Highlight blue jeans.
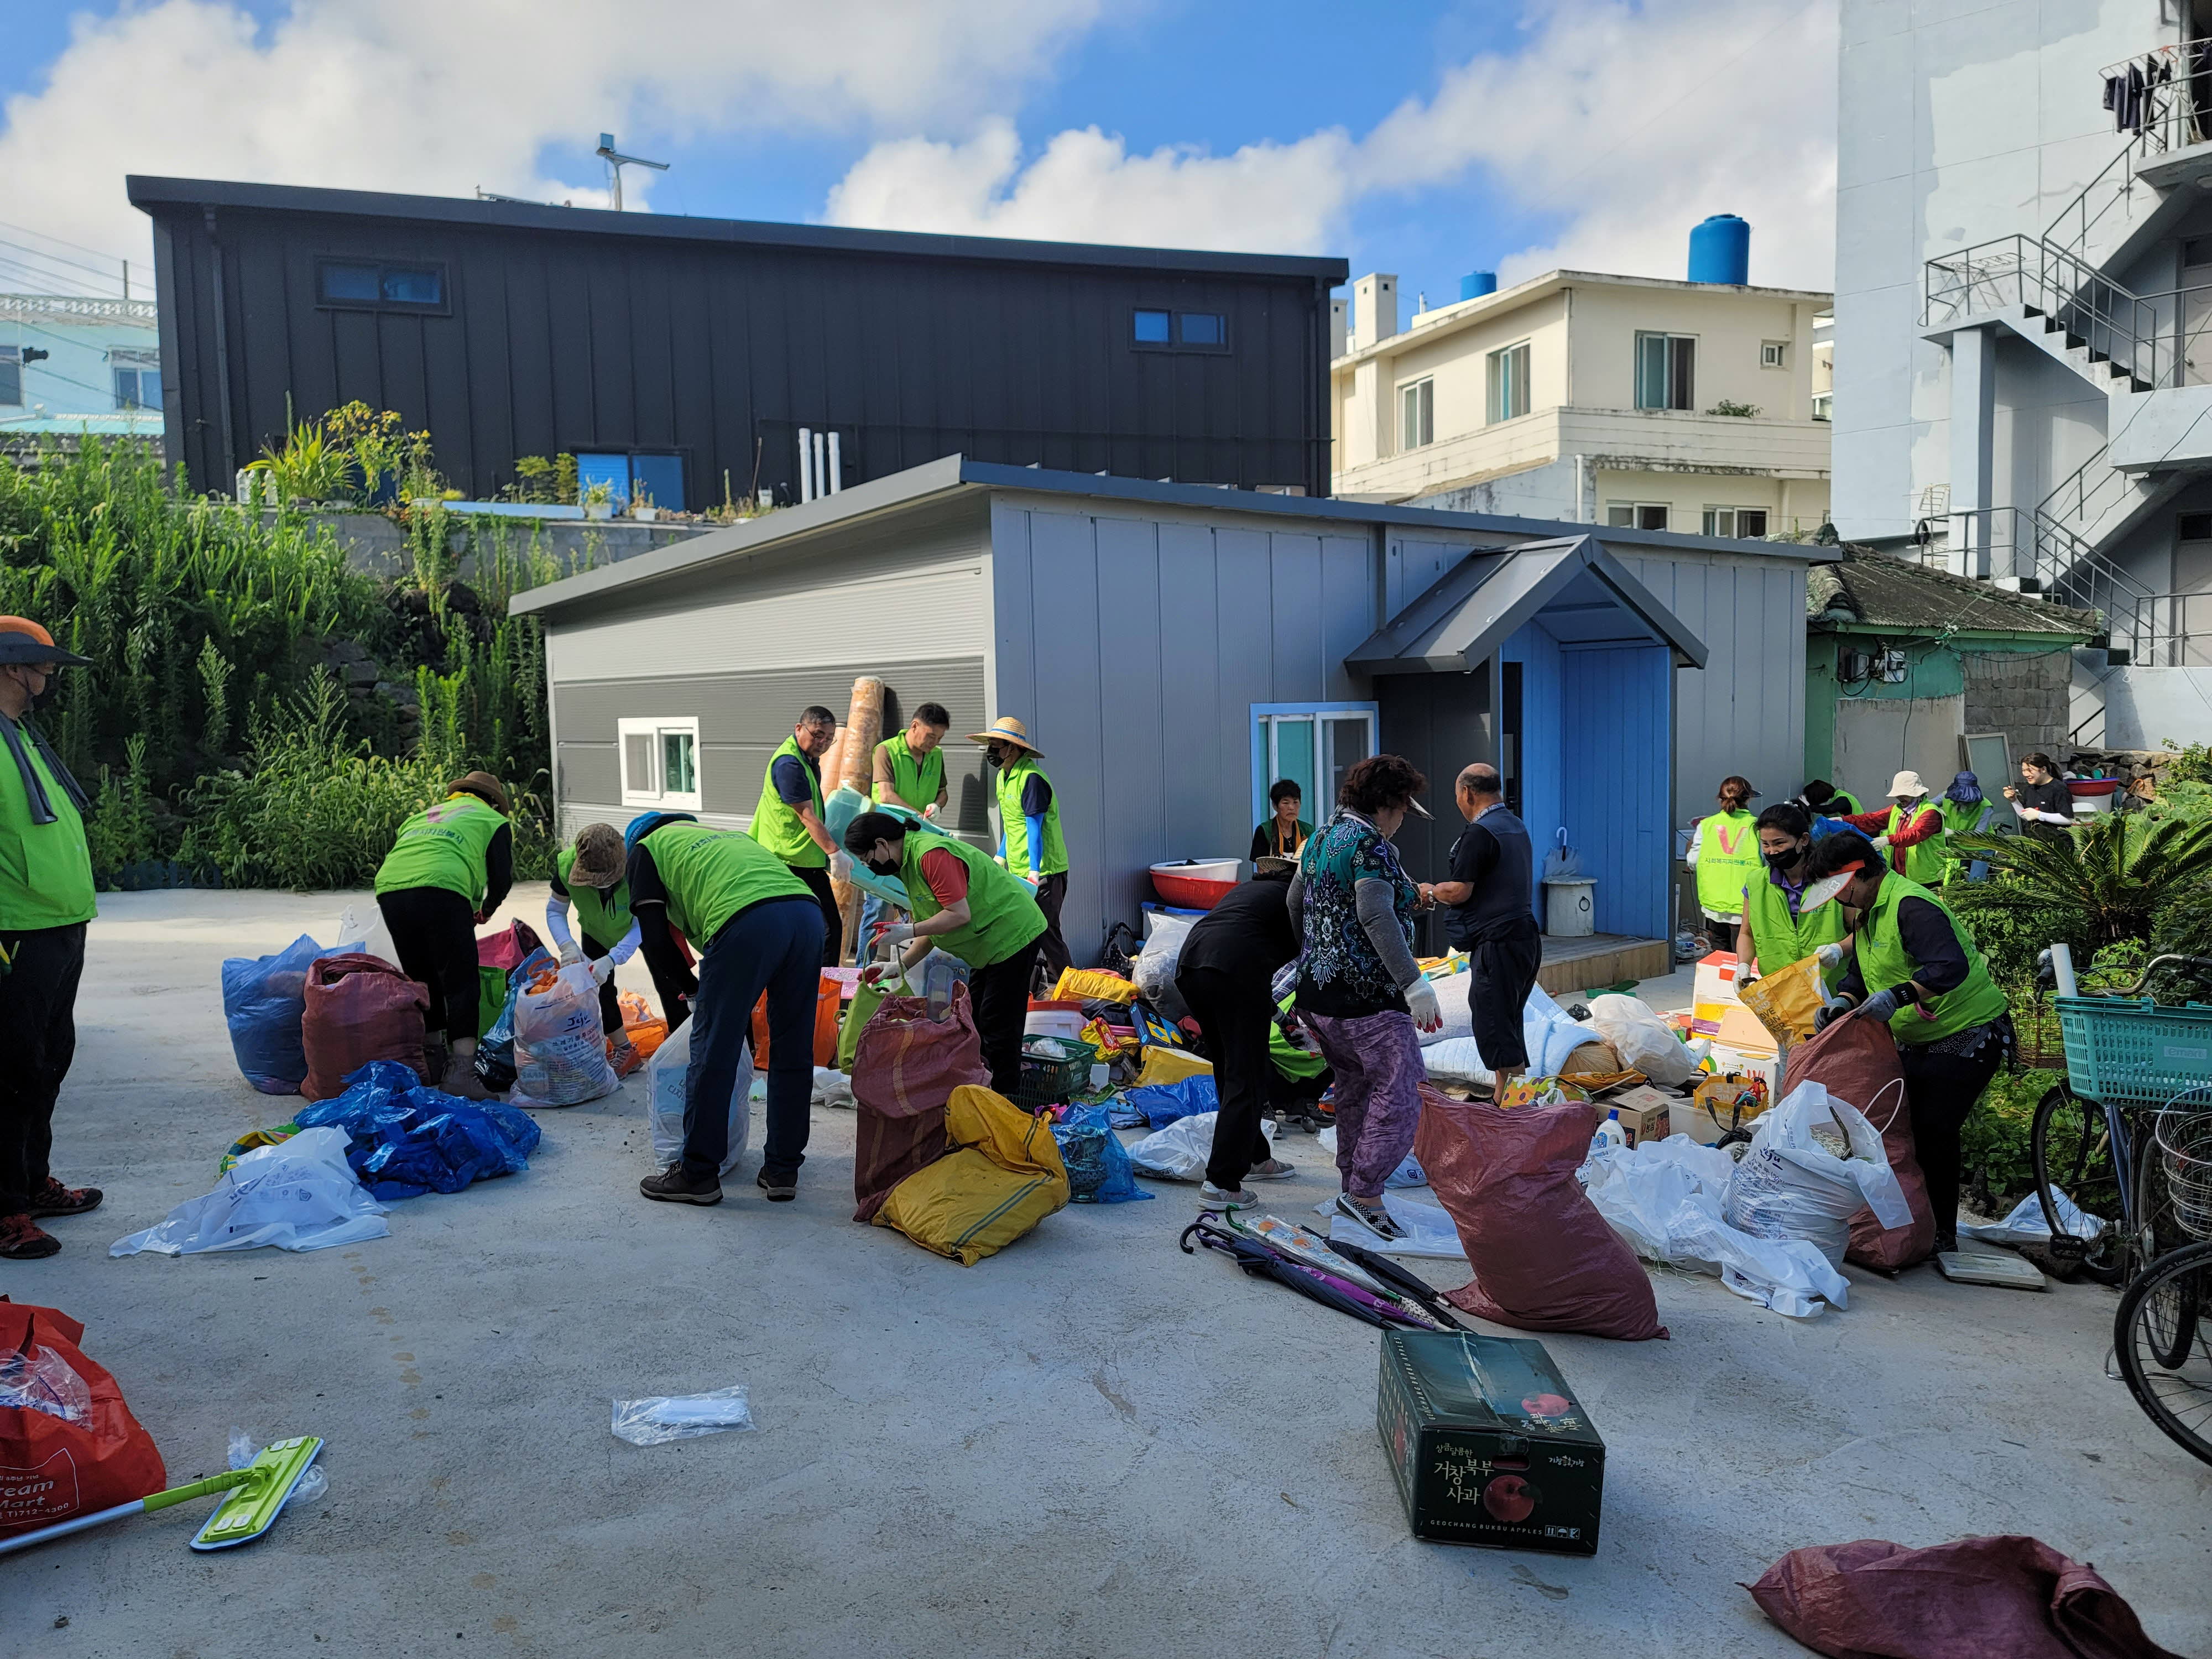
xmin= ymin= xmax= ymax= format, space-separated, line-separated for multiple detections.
xmin=682 ymin=896 xmax=826 ymax=1183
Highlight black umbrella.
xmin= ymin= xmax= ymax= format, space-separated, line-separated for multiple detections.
xmin=1180 ymin=1215 xmax=1400 ymax=1329
xmin=1322 ymin=1235 xmax=1469 ymax=1329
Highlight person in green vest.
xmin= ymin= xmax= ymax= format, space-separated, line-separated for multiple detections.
xmin=1735 ymin=803 xmax=1851 ymax=986
xmin=626 ymin=812 xmax=826 ymax=1206
xmin=1937 ymin=770 xmax=1995 ymax=885
xmin=843 ymin=808 xmax=1047 ymax=1095
xmin=872 ymin=702 xmax=951 ymax=818
xmin=374 ymin=770 xmax=514 ymax=1100
xmin=1799 ymin=779 xmax=1862 ymax=818
xmin=1834 ymin=769 xmax=1948 ymax=885
xmin=0 ymin=616 xmax=102 ymax=1260
xmin=1802 ymin=834 xmax=2014 ymax=1254
xmin=1686 ymin=775 xmax=1761 ymax=939
xmin=749 ymin=706 xmax=843 ymax=967
xmin=545 ymin=822 xmax=642 ymax=1063
xmin=968 ymin=714 xmax=1070 ymax=990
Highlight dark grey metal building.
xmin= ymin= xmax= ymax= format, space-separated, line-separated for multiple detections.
xmin=127 ymin=176 xmax=1346 ymax=505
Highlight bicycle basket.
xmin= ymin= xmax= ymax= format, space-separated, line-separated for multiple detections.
xmin=2055 ymin=995 xmax=2212 ymax=1107
xmin=2154 ymin=1088 xmax=2212 ymax=1244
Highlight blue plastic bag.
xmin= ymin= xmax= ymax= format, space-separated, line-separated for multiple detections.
xmin=293 ymin=1060 xmax=543 ymax=1200
xmin=1049 ymin=1105 xmax=1151 ymax=1204
xmin=1118 ymin=1075 xmax=1218 ymax=1129
xmin=476 ymin=947 xmax=554 ymax=1091
xmin=220 ymin=933 xmax=327 ymax=1094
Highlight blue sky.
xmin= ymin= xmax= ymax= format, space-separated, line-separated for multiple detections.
xmin=0 ymin=2 xmax=1838 ymax=307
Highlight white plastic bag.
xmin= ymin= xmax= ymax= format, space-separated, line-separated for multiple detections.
xmin=1133 ymin=910 xmax=1196 ymax=1011
xmin=509 ymin=962 xmax=619 ymax=1108
xmin=1585 ymin=993 xmax=1699 ymax=1086
xmin=1316 ymin=1126 xmax=1424 ymax=1188
xmin=333 ymin=903 xmax=399 ymax=972
xmin=1720 ymin=1081 xmax=1913 ymax=1266
xmin=610 ymin=1386 xmax=757 ymax=1446
xmin=645 ymin=1018 xmax=752 ymax=1175
xmin=1128 ymin=1110 xmax=1271 ymax=1182
xmin=109 ymin=1128 xmax=390 ymax=1256
xmin=1424 ymin=969 xmax=1474 ymax=1045
xmin=1316 ymin=1191 xmax=1467 ymax=1259
xmin=1960 ymin=1187 xmax=2107 ymax=1247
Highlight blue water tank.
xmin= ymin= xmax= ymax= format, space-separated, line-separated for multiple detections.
xmin=1459 ymin=271 xmax=1498 ymax=302
xmin=1687 ymin=215 xmax=1751 ymax=285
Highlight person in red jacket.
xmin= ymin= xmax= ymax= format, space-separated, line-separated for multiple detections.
xmin=1834 ymin=769 xmax=1947 ymax=882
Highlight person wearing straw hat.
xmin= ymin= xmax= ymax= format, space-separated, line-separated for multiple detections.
xmin=969 ymin=714 xmax=1071 ymax=990
xmin=1833 ymin=769 xmax=1949 ymax=885
xmin=0 ymin=617 xmax=102 ymax=1259
xmin=1800 ymin=833 xmax=2012 ymax=1254
xmin=545 ymin=822 xmax=644 ymax=1065
xmin=373 ymin=770 xmax=514 ymax=1101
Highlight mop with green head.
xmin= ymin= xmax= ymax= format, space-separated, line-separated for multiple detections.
xmin=0 ymin=1434 xmax=322 ymax=1557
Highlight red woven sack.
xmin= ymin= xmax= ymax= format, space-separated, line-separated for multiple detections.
xmin=301 ymin=952 xmax=431 ymax=1100
xmin=1782 ymin=1012 xmax=1934 ymax=1272
xmin=476 ymin=919 xmax=544 ymax=974
xmin=851 ymin=981 xmax=990 ymax=1222
xmin=0 ymin=1301 xmax=166 ymax=1539
xmin=1415 ymin=1084 xmax=1668 ymax=1340
xmin=1749 ymin=1535 xmax=2187 ymax=1659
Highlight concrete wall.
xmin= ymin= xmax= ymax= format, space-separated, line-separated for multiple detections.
xmin=1963 ymin=645 xmax=2076 ymax=759
xmin=2078 ymin=656 xmax=2212 ymax=747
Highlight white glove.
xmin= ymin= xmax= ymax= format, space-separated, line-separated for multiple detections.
xmin=921 ymin=802 xmax=940 ymax=820
xmin=557 ymin=941 xmax=583 ymax=966
xmin=828 ymin=849 xmax=854 ymax=882
xmin=1814 ymin=942 xmax=1845 ymax=969
xmin=589 ymin=956 xmax=615 ymax=987
xmin=1870 ymin=834 xmax=1891 ymax=852
xmin=875 ymin=922 xmax=916 ymax=957
xmin=1405 ymin=978 xmax=1442 ymax=1034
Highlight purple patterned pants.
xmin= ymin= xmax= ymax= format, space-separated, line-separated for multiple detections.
xmin=1305 ymin=1007 xmax=1425 ymax=1199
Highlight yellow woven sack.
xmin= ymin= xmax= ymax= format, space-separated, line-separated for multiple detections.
xmin=873 ymin=1085 xmax=1071 ymax=1265
xmin=1738 ymin=954 xmax=1825 ymax=1046
xmin=1136 ymin=1045 xmax=1213 ymax=1086
xmin=1053 ymin=967 xmax=1138 ymax=1005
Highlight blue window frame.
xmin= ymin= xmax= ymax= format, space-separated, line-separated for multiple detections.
xmin=1135 ymin=308 xmax=1232 ymax=354
xmin=1181 ymin=312 xmax=1225 ymax=346
xmin=1250 ymin=702 xmax=1378 ymax=831
xmin=575 ymin=451 xmax=686 ymax=511
xmin=317 ymin=258 xmax=447 ymax=312
xmin=1133 ymin=309 xmax=1171 ymax=345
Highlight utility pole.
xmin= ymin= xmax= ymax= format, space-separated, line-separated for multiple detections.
xmin=594 ymin=133 xmax=669 ymax=212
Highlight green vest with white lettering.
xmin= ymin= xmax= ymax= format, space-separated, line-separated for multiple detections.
xmin=900 ymin=833 xmax=1045 ymax=969
xmin=750 ymin=736 xmax=826 ymax=868
xmin=374 ymin=792 xmax=506 ymax=905
xmin=1854 ymin=874 xmax=2007 ymax=1046
xmin=645 ymin=821 xmax=812 ymax=947
xmin=556 ymin=845 xmax=633 ymax=948
xmin=1693 ymin=809 xmax=1759 ymax=917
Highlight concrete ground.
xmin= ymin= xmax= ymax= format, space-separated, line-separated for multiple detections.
xmin=9 ymin=889 xmax=2210 ymax=1658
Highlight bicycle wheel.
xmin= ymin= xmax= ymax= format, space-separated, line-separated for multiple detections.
xmin=2031 ymin=1082 xmax=2126 ymax=1284
xmin=2114 ymin=1240 xmax=2212 ymax=1466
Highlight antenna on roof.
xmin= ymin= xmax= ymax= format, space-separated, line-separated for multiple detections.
xmin=475 ymin=187 xmax=543 ymax=205
xmin=594 ymin=133 xmax=669 ymax=212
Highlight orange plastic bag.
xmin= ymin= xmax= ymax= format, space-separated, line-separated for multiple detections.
xmin=617 ymin=990 xmax=669 ymax=1063
xmin=751 ymin=972 xmax=842 ymax=1068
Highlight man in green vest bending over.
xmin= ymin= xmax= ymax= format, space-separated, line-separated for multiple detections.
xmin=628 ymin=813 xmax=826 ymax=1206
xmin=843 ymin=808 xmax=1047 ymax=1095
xmin=1802 ymin=834 xmax=2013 ymax=1255
xmin=970 ymin=715 xmax=1070 ymax=990
xmin=0 ymin=617 xmax=102 ymax=1259
xmin=750 ymin=706 xmax=843 ymax=966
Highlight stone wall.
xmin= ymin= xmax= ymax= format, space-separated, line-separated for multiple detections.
xmin=1963 ymin=647 xmax=2072 ymax=763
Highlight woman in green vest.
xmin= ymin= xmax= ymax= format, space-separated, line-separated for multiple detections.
xmin=1833 ymin=769 xmax=1948 ymax=885
xmin=374 ymin=771 xmax=513 ymax=1100
xmin=0 ymin=615 xmax=102 ymax=1260
xmin=626 ymin=812 xmax=826 ymax=1207
xmin=545 ymin=822 xmax=642 ymax=1057
xmin=843 ymin=808 xmax=1048 ymax=1095
xmin=1735 ymin=804 xmax=1851 ymax=984
xmin=1937 ymin=770 xmax=1995 ymax=885
xmin=969 ymin=714 xmax=1070 ymax=990
xmin=1802 ymin=834 xmax=2014 ymax=1253
xmin=749 ymin=706 xmax=843 ymax=966
xmin=1687 ymin=775 xmax=1761 ymax=937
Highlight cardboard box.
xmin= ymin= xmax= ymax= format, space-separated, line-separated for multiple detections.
xmin=1376 ymin=1331 xmax=1605 ymax=1555
xmin=1688 ymin=952 xmax=1781 ymax=1054
xmin=1603 ymin=1086 xmax=1672 ymax=1147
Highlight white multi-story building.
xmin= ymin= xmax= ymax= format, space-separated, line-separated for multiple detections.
xmin=1834 ymin=0 xmax=2212 ymax=746
xmin=1329 ymin=257 xmax=1833 ymax=538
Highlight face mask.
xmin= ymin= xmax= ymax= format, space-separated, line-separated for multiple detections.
xmin=28 ymin=682 xmax=60 ymax=714
xmin=865 ymin=855 xmax=900 ymax=878
xmin=1762 ymin=841 xmax=1807 ymax=872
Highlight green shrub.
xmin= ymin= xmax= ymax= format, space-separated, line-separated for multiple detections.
xmin=1960 ymin=1066 xmax=2072 ymax=1217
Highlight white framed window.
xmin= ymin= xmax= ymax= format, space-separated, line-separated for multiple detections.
xmin=1486 ymin=341 xmax=1531 ymax=422
xmin=618 ymin=716 xmax=702 ymax=811
xmin=1606 ymin=502 xmax=1671 ymax=531
xmin=1251 ymin=703 xmax=1378 ymax=830
xmin=1760 ymin=340 xmax=1788 ymax=369
xmin=1702 ymin=506 xmax=1770 ymax=538
xmin=1399 ymin=377 xmax=1434 ymax=450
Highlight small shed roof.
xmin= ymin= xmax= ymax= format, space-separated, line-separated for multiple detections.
xmin=1345 ymin=534 xmax=1708 ymax=671
xmin=1807 ymin=548 xmax=2102 ymax=639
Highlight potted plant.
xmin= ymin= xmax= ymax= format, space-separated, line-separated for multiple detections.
xmin=581 ymin=479 xmax=615 ymax=521
xmin=630 ymin=482 xmax=658 ymax=523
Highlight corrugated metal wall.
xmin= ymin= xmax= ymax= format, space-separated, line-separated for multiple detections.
xmin=989 ymin=496 xmax=1379 ymax=954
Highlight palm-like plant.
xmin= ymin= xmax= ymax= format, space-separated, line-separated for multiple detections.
xmin=1954 ymin=812 xmax=2212 ymax=948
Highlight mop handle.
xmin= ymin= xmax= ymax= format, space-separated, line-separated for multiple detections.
xmin=0 ymin=1470 xmax=248 ymax=1557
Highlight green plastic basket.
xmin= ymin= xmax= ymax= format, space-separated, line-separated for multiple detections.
xmin=1014 ymin=1034 xmax=1098 ymax=1109
xmin=2055 ymin=995 xmax=2212 ymax=1106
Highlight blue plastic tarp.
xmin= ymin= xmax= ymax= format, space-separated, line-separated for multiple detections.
xmin=1118 ymin=1075 xmax=1218 ymax=1129
xmin=293 ymin=1061 xmax=543 ymax=1200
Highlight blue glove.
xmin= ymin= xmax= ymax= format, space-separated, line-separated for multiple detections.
xmin=1858 ymin=986 xmax=1908 ymax=1024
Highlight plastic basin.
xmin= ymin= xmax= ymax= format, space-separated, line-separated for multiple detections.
xmin=1150 ymin=858 xmax=1240 ymax=910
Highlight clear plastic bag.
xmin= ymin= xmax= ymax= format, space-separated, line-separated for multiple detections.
xmin=0 ymin=1344 xmax=93 ymax=1425
xmin=509 ymin=962 xmax=620 ymax=1108
xmin=1131 ymin=910 xmax=1195 ymax=1012
xmin=1128 ymin=1111 xmax=1272 ymax=1182
xmin=1584 ymin=993 xmax=1700 ymax=1087
xmin=610 ymin=1386 xmax=757 ymax=1446
xmin=333 ymin=903 xmax=398 ymax=971
xmin=109 ymin=1127 xmax=392 ymax=1256
xmin=645 ymin=1019 xmax=752 ymax=1174
xmin=1720 ymin=1082 xmax=1913 ymax=1267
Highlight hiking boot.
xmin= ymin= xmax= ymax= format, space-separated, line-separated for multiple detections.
xmin=1246 ymin=1158 xmax=1297 ymax=1182
xmin=28 ymin=1178 xmax=103 ymax=1218
xmin=439 ymin=1052 xmax=493 ymax=1102
xmin=756 ymin=1169 xmax=797 ymax=1203
xmin=1334 ymin=1192 xmax=1404 ymax=1240
xmin=0 ymin=1214 xmax=60 ymax=1259
xmin=640 ymin=1165 xmax=723 ymax=1206
xmin=1199 ymin=1181 xmax=1259 ymax=1207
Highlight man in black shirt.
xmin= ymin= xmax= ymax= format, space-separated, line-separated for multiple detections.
xmin=1175 ymin=858 xmax=1302 ymax=1206
xmin=1424 ymin=764 xmax=1541 ymax=1083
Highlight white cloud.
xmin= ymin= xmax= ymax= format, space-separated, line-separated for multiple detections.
xmin=0 ymin=0 xmax=1103 ymax=272
xmin=825 ymin=0 xmax=1840 ymax=289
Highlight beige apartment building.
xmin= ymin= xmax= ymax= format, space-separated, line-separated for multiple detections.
xmin=1331 ymin=269 xmax=1834 ymax=538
